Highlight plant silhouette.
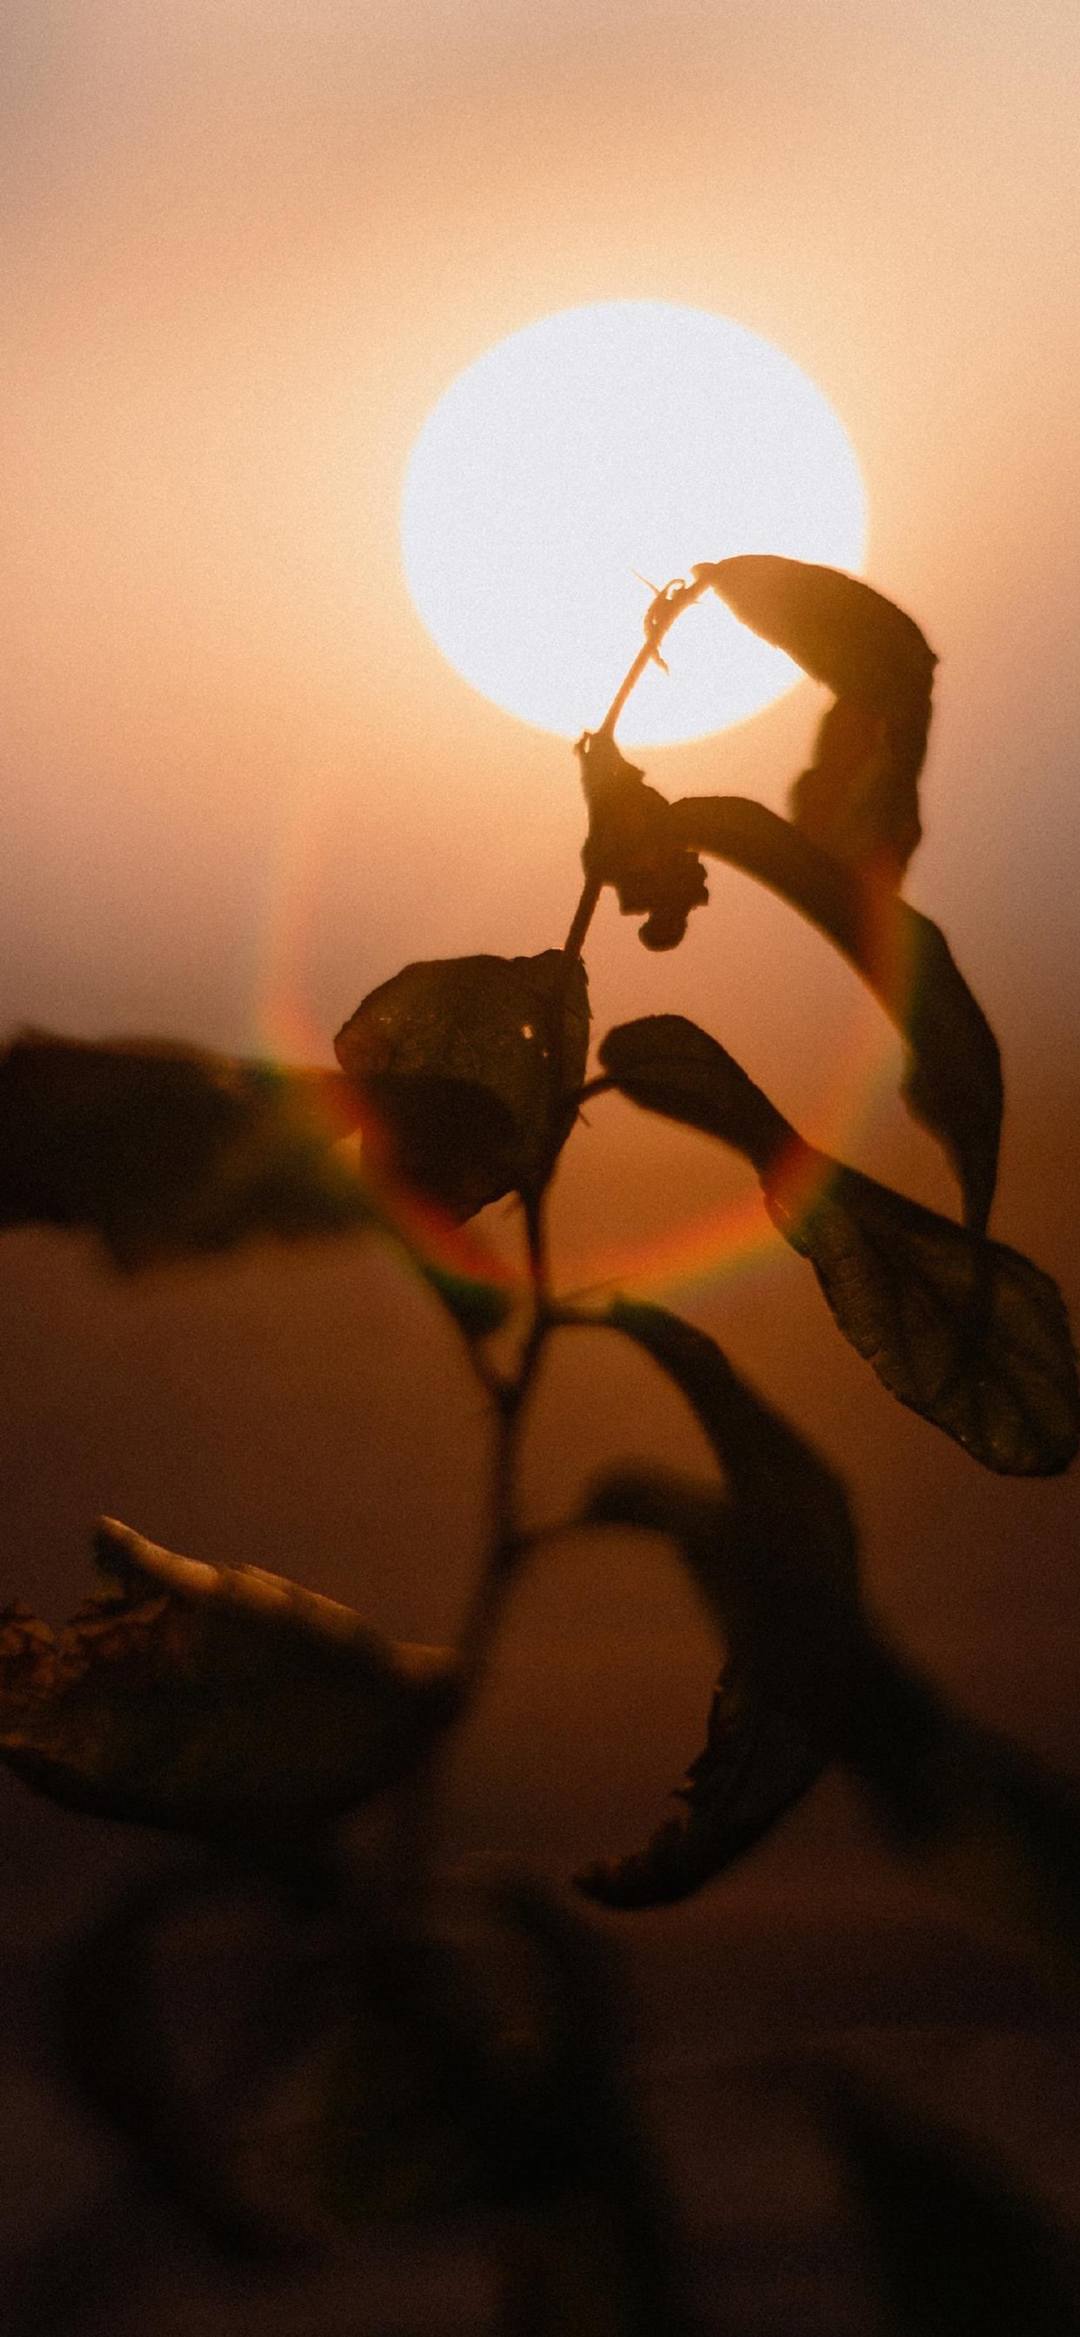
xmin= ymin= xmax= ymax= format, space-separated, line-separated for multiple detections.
xmin=2 ymin=556 xmax=1079 ymax=2331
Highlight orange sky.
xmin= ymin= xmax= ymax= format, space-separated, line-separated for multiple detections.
xmin=2 ymin=0 xmax=1079 ymax=1869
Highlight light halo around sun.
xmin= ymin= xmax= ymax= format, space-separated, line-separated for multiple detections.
xmin=400 ymin=301 xmax=867 ymax=748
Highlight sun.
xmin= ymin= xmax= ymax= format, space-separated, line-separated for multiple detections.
xmin=400 ymin=302 xmax=867 ymax=748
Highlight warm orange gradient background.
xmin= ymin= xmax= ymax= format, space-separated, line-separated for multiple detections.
xmin=2 ymin=8 xmax=1080 ymax=2324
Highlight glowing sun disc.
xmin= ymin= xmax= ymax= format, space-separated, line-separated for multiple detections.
xmin=401 ymin=301 xmax=867 ymax=746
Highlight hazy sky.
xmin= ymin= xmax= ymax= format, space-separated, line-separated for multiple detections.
xmin=3 ymin=7 xmax=1080 ymax=2328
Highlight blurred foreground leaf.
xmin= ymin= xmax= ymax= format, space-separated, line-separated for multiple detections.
xmin=0 ymin=1030 xmax=369 ymax=1266
xmin=696 ymin=555 xmax=936 ymax=877
xmin=0 ymin=1518 xmax=461 ymax=1834
xmin=669 ymin=795 xmax=1001 ymax=1230
xmin=829 ymin=2073 xmax=1080 ymax=2336
xmin=335 ymin=951 xmax=589 ymax=1217
xmin=598 ymin=1015 xmax=1078 ymax=1473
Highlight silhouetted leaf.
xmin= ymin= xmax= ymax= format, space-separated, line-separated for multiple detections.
xmin=0 ymin=1518 xmax=461 ymax=1834
xmin=335 ymin=952 xmax=589 ymax=1217
xmin=598 ymin=1015 xmax=1078 ymax=1472
xmin=0 ymin=1030 xmax=369 ymax=1266
xmin=830 ymin=2073 xmax=1080 ymax=2336
xmin=576 ymin=730 xmax=708 ymax=951
xmin=669 ymin=795 xmax=1001 ymax=1230
xmin=788 ymin=690 xmax=931 ymax=880
xmin=597 ymin=1015 xmax=788 ymax=1170
xmin=576 ymin=1661 xmax=820 ymax=1910
xmin=557 ymin=1302 xmax=857 ymax=1903
xmin=694 ymin=556 xmax=936 ymax=877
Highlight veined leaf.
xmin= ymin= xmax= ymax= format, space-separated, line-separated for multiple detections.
xmin=669 ymin=795 xmax=1001 ymax=1231
xmin=576 ymin=729 xmax=708 ymax=951
xmin=597 ymin=1015 xmax=1078 ymax=1473
xmin=334 ymin=951 xmax=589 ymax=1218
xmin=694 ymin=556 xmax=936 ymax=879
xmin=0 ymin=1030 xmax=370 ymax=1266
xmin=0 ymin=1518 xmax=461 ymax=1834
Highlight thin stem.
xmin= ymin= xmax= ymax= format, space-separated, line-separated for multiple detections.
xmin=598 ymin=573 xmax=708 ymax=739
xmin=456 ymin=1191 xmax=552 ymax=1688
xmin=563 ymin=872 xmax=601 ymax=961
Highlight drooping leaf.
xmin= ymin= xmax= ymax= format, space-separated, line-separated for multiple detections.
xmin=334 ymin=952 xmax=589 ymax=1217
xmin=0 ymin=1030 xmax=370 ymax=1267
xmin=694 ymin=556 xmax=936 ymax=879
xmin=597 ymin=1015 xmax=1078 ymax=1473
xmin=575 ymin=1659 xmax=821 ymax=1910
xmin=575 ymin=730 xmax=708 ymax=951
xmin=788 ymin=691 xmax=930 ymax=880
xmin=829 ymin=2074 xmax=1080 ymax=2337
xmin=320 ymin=1872 xmax=693 ymax=2331
xmin=555 ymin=1302 xmax=858 ymax=1903
xmin=0 ymin=1518 xmax=461 ymax=1834
xmin=669 ymin=794 xmax=1001 ymax=1231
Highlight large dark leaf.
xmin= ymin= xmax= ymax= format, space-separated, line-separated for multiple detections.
xmin=0 ymin=1518 xmax=461 ymax=1835
xmin=334 ymin=952 xmax=589 ymax=1218
xmin=669 ymin=795 xmax=1001 ymax=1232
xmin=597 ymin=1015 xmax=1078 ymax=1473
xmin=576 ymin=1458 xmax=1080 ymax=1966
xmin=0 ymin=1030 xmax=369 ymax=1266
xmin=694 ymin=556 xmax=936 ymax=878
xmin=575 ymin=730 xmax=708 ymax=952
xmin=557 ymin=1301 xmax=857 ymax=1905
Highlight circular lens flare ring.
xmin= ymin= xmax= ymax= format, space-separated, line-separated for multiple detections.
xmin=401 ymin=301 xmax=867 ymax=745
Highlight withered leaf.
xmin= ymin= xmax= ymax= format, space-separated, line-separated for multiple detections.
xmin=0 ymin=1518 xmax=461 ymax=1834
xmin=669 ymin=795 xmax=1001 ymax=1231
xmin=334 ymin=952 xmax=589 ymax=1217
xmin=0 ymin=1030 xmax=369 ymax=1267
xmin=694 ymin=556 xmax=936 ymax=879
xmin=598 ymin=1015 xmax=1078 ymax=1473
xmin=576 ymin=730 xmax=708 ymax=951
xmin=576 ymin=1659 xmax=821 ymax=1911
xmin=557 ymin=1302 xmax=856 ymax=1905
